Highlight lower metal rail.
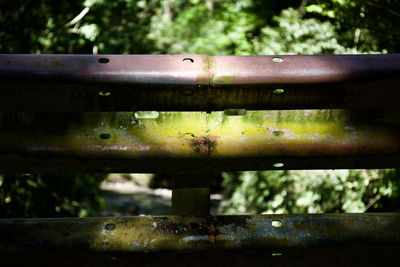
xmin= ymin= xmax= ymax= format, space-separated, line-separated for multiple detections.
xmin=1 ymin=214 xmax=399 ymax=252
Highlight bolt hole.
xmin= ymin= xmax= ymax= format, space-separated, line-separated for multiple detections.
xmin=272 ymin=57 xmax=283 ymax=63
xmin=99 ymin=90 xmax=111 ymax=96
xmin=224 ymin=109 xmax=247 ymax=116
xmin=272 ymin=253 xmax=282 ymax=256
xmin=99 ymin=133 xmax=111 ymax=140
xmin=105 ymin=223 xmax=116 ymax=230
xmin=98 ymin=58 xmax=110 ymax=64
xmin=134 ymin=111 xmax=159 ymax=119
xmin=273 ymin=130 xmax=284 ymax=137
xmin=272 ymin=220 xmax=282 ymax=227
xmin=273 ymin=89 xmax=285 ymax=95
xmin=183 ymin=58 xmax=194 ymax=63
xmin=273 ymin=162 xmax=284 ymax=168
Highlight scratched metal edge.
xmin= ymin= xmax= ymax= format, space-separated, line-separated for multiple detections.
xmin=0 ymin=214 xmax=399 ymax=252
xmin=1 ymin=54 xmax=400 ymax=111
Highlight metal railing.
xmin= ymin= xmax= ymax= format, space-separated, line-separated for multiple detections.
xmin=0 ymin=54 xmax=399 ymax=263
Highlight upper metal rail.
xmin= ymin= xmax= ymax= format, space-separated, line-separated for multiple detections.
xmin=1 ymin=54 xmax=400 ymax=111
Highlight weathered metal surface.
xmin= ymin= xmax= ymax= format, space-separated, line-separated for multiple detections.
xmin=0 ymin=110 xmax=399 ymax=172
xmin=211 ymin=55 xmax=400 ymax=84
xmin=0 ymin=54 xmax=210 ymax=84
xmin=1 ymin=54 xmax=400 ymax=111
xmin=0 ymin=214 xmax=399 ymax=252
xmin=214 ymin=214 xmax=400 ymax=248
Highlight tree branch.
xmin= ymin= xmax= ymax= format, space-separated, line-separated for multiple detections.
xmin=364 ymin=195 xmax=380 ymax=212
xmin=297 ymin=0 xmax=308 ymax=17
xmin=366 ymin=1 xmax=400 ymax=18
xmin=65 ymin=7 xmax=90 ymax=27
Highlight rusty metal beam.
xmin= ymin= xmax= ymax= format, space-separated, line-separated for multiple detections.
xmin=1 ymin=54 xmax=400 ymax=111
xmin=0 ymin=214 xmax=399 ymax=252
xmin=0 ymin=110 xmax=399 ymax=172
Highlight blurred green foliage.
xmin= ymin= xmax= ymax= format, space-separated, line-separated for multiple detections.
xmin=1 ymin=0 xmax=399 ymax=55
xmin=0 ymin=174 xmax=106 ymax=218
xmin=1 ymin=0 xmax=400 ymax=216
xmin=221 ymin=169 xmax=400 ymax=214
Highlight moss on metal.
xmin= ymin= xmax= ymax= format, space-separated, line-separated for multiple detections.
xmin=0 ymin=109 xmax=398 ymax=172
xmin=0 ymin=110 xmax=397 ymax=157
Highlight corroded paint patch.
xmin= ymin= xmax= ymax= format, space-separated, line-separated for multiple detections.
xmin=191 ymin=136 xmax=219 ymax=155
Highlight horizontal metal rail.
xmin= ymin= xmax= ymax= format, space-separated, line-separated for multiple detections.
xmin=0 ymin=110 xmax=399 ymax=172
xmin=1 ymin=214 xmax=399 ymax=252
xmin=0 ymin=54 xmax=400 ymax=111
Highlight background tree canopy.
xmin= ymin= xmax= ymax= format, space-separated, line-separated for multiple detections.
xmin=1 ymin=0 xmax=399 ymax=217
xmin=1 ymin=0 xmax=399 ymax=55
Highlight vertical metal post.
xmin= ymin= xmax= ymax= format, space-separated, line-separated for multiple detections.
xmin=171 ymin=173 xmax=210 ymax=215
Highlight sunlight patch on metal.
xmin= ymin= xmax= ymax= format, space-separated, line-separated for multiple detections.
xmin=1 ymin=54 xmax=400 ymax=111
xmin=0 ymin=110 xmax=399 ymax=172
xmin=0 ymin=214 xmax=399 ymax=252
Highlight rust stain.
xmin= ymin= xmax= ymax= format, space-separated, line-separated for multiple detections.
xmin=191 ymin=136 xmax=219 ymax=155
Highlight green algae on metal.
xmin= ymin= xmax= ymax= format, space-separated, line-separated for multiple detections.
xmin=0 ymin=110 xmax=399 ymax=171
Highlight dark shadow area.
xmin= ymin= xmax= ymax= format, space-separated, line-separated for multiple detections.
xmin=1 ymin=244 xmax=400 ymax=267
xmin=0 ymin=173 xmax=105 ymax=218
